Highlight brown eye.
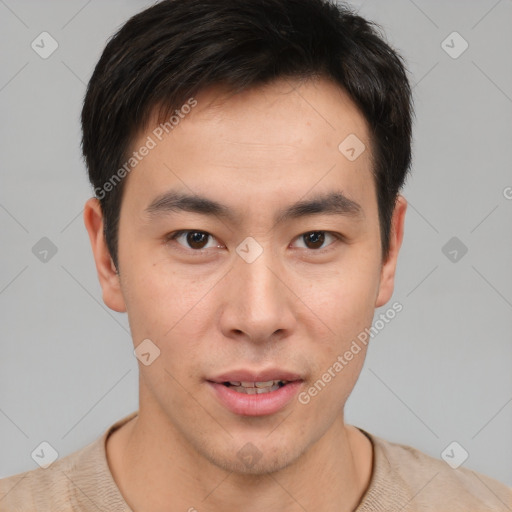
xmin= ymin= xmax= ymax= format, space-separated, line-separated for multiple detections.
xmin=168 ymin=230 xmax=218 ymax=251
xmin=303 ymin=231 xmax=326 ymax=249
xmin=292 ymin=231 xmax=340 ymax=252
xmin=186 ymin=231 xmax=209 ymax=249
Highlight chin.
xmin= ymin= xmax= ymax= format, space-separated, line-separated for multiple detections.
xmin=199 ymin=437 xmax=307 ymax=476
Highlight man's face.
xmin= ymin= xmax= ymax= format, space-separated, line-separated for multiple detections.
xmin=96 ymin=77 xmax=402 ymax=474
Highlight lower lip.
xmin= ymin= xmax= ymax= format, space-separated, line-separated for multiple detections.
xmin=207 ymin=381 xmax=302 ymax=416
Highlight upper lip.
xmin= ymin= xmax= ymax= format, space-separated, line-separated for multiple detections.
xmin=208 ymin=369 xmax=303 ymax=383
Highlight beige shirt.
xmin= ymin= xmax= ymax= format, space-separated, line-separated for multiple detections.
xmin=1 ymin=411 xmax=510 ymax=511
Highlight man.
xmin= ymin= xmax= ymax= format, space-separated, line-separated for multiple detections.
xmin=1 ymin=0 xmax=510 ymax=510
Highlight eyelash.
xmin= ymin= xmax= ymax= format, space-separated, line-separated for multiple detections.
xmin=165 ymin=230 xmax=344 ymax=255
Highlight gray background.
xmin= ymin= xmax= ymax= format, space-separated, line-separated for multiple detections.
xmin=1 ymin=0 xmax=511 ymax=488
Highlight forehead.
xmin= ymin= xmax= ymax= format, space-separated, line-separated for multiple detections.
xmin=165 ymin=77 xmax=370 ymax=155
xmin=122 ymin=77 xmax=375 ymax=219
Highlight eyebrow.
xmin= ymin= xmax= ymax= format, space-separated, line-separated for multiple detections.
xmin=144 ymin=189 xmax=363 ymax=225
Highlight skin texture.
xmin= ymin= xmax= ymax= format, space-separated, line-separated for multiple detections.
xmin=84 ymin=76 xmax=407 ymax=512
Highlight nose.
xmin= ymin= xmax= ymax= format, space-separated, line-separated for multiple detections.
xmin=218 ymin=243 xmax=297 ymax=344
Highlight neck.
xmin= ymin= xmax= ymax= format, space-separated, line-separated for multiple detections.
xmin=106 ymin=407 xmax=373 ymax=512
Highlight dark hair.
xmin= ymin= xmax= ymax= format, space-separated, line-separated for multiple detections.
xmin=81 ymin=0 xmax=413 ymax=269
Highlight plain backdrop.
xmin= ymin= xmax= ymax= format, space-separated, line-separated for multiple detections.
xmin=1 ymin=0 xmax=511 ymax=486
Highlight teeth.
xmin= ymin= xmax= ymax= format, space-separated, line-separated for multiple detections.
xmin=254 ymin=380 xmax=276 ymax=388
xmin=228 ymin=380 xmax=286 ymax=388
xmin=222 ymin=380 xmax=289 ymax=393
xmin=230 ymin=383 xmax=281 ymax=394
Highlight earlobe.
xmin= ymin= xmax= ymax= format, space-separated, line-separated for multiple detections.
xmin=83 ymin=197 xmax=127 ymax=313
xmin=375 ymin=195 xmax=407 ymax=308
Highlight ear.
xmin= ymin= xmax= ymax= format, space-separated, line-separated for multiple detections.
xmin=375 ymin=195 xmax=407 ymax=308
xmin=83 ymin=197 xmax=127 ymax=313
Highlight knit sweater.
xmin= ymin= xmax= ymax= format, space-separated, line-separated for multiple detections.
xmin=0 ymin=411 xmax=510 ymax=511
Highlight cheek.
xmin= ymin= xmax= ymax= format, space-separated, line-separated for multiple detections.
xmin=303 ymin=257 xmax=380 ymax=338
xmin=121 ymin=258 xmax=218 ymax=355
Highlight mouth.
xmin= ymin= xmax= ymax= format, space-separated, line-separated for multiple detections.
xmin=207 ymin=371 xmax=303 ymax=416
xmin=221 ymin=380 xmax=288 ymax=394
